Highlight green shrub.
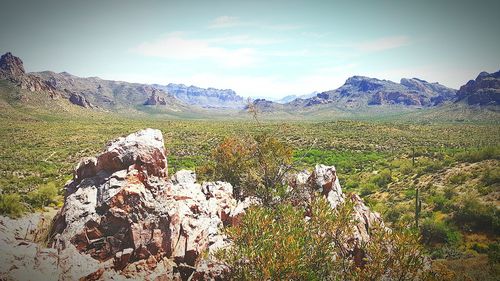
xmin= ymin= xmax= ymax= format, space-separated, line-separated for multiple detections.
xmin=429 ymin=245 xmax=464 ymax=260
xmin=390 ymin=158 xmax=413 ymax=175
xmin=360 ymin=182 xmax=377 ymax=197
xmin=471 ymin=243 xmax=489 ymax=254
xmin=27 ymin=182 xmax=59 ymax=209
xmin=455 ymin=146 xmax=500 ymax=163
xmin=452 ymin=197 xmax=500 ymax=234
xmin=481 ymin=167 xmax=500 ymax=187
xmin=370 ymin=169 xmax=392 ymax=188
xmin=417 ymin=158 xmax=445 ymax=173
xmin=218 ymin=197 xmax=429 ymax=280
xmin=428 ymin=194 xmax=452 ymax=212
xmin=0 ymin=193 xmax=26 ymax=218
xmin=421 ymin=219 xmax=461 ymax=245
xmin=487 ymin=242 xmax=500 ymax=264
xmin=200 ymin=133 xmax=292 ymax=204
xmin=448 ymin=173 xmax=469 ymax=185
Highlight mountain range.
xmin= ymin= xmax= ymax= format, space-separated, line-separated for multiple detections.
xmin=153 ymin=83 xmax=246 ymax=109
xmin=0 ymin=52 xmax=498 ymax=120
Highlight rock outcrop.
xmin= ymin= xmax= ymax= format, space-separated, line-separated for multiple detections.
xmin=289 ymin=164 xmax=383 ymax=242
xmin=0 ymin=52 xmax=57 ymax=96
xmin=456 ymin=70 xmax=500 ymax=106
xmin=50 ymin=128 xmax=234 ymax=279
xmin=69 ymin=92 xmax=95 ymax=108
xmin=144 ymin=90 xmax=167 ymax=105
xmin=155 ymin=83 xmax=245 ymax=109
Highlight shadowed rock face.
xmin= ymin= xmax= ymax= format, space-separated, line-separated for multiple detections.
xmin=69 ymin=93 xmax=95 ymax=108
xmin=157 ymin=83 xmax=245 ymax=109
xmin=0 ymin=52 xmax=57 ymax=96
xmin=456 ymin=70 xmax=500 ymax=105
xmin=0 ymin=52 xmax=25 ymax=77
xmin=144 ymin=90 xmax=167 ymax=105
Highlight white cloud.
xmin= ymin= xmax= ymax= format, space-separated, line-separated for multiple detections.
xmin=208 ymin=16 xmax=302 ymax=31
xmin=210 ymin=35 xmax=284 ymax=45
xmin=133 ymin=33 xmax=260 ymax=67
xmin=316 ymin=36 xmax=412 ymax=57
xmin=208 ymin=16 xmax=240 ymax=28
xmin=356 ymin=36 xmax=411 ymax=52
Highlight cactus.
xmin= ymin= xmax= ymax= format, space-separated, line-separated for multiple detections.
xmin=415 ymin=187 xmax=422 ymax=228
xmin=412 ymin=146 xmax=416 ymax=166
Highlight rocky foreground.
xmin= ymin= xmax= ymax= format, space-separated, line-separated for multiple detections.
xmin=0 ymin=129 xmax=381 ymax=280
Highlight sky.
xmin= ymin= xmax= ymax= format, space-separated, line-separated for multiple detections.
xmin=0 ymin=0 xmax=499 ymax=99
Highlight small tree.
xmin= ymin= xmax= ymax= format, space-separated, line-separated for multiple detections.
xmin=200 ymin=133 xmax=292 ymax=204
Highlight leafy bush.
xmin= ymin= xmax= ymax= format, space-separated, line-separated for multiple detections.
xmin=0 ymin=193 xmax=26 ymax=218
xmin=448 ymin=172 xmax=469 ymax=185
xmin=455 ymin=146 xmax=500 ymax=163
xmin=218 ymin=197 xmax=430 ymax=280
xmin=417 ymin=158 xmax=445 ymax=173
xmin=370 ymin=169 xmax=392 ymax=188
xmin=487 ymin=242 xmax=500 ymax=264
xmin=359 ymin=182 xmax=378 ymax=197
xmin=428 ymin=194 xmax=452 ymax=212
xmin=429 ymin=245 xmax=464 ymax=260
xmin=200 ymin=134 xmax=292 ymax=204
xmin=481 ymin=166 xmax=500 ymax=187
xmin=390 ymin=158 xmax=413 ymax=175
xmin=421 ymin=219 xmax=461 ymax=245
xmin=452 ymin=197 xmax=500 ymax=234
xmin=26 ymin=182 xmax=59 ymax=209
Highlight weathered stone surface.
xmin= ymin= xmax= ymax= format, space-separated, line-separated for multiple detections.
xmin=0 ymin=52 xmax=58 ymax=97
xmin=144 ymin=90 xmax=168 ymax=105
xmin=289 ymin=164 xmax=383 ymax=243
xmin=69 ymin=92 xmax=95 ymax=108
xmin=49 ymin=129 xmax=233 ymax=279
xmin=96 ymin=128 xmax=168 ymax=177
xmin=0 ymin=215 xmax=102 ymax=281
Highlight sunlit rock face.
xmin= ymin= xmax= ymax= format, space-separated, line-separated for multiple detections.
xmin=50 ymin=128 xmax=234 ymax=279
xmin=289 ymin=164 xmax=383 ymax=243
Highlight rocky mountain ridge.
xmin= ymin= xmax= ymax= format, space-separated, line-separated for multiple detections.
xmin=0 ymin=52 xmax=57 ymax=98
xmin=456 ymin=70 xmax=500 ymax=105
xmin=153 ymin=83 xmax=245 ymax=109
xmin=253 ymin=75 xmax=458 ymax=112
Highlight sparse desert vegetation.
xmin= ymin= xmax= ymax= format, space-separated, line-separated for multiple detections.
xmin=0 ymin=110 xmax=498 ymax=279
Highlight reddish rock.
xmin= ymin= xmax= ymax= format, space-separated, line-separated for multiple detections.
xmin=50 ymin=129 xmax=234 ymax=279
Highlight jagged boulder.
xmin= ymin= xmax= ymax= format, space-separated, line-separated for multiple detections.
xmin=69 ymin=93 xmax=95 ymax=108
xmin=289 ymin=164 xmax=383 ymax=242
xmin=50 ymin=129 xmax=235 ymax=279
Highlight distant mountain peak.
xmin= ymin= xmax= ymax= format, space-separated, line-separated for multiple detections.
xmin=0 ymin=52 xmax=57 ymax=96
xmin=155 ymin=83 xmax=245 ymax=109
xmin=0 ymin=52 xmax=25 ymax=77
xmin=457 ymin=70 xmax=500 ymax=106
